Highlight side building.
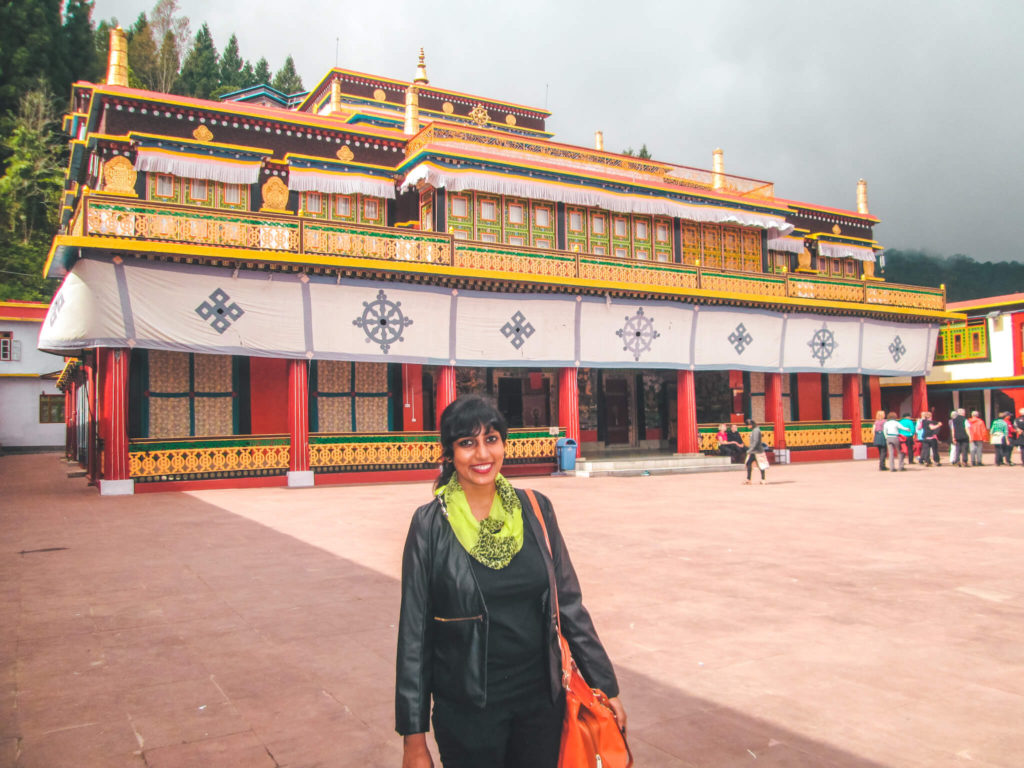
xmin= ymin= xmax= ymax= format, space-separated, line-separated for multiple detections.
xmin=1 ymin=302 xmax=65 ymax=452
xmin=882 ymin=293 xmax=1024 ymax=434
xmin=40 ymin=32 xmax=960 ymax=494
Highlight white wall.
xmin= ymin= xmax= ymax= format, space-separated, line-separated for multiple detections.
xmin=0 ymin=319 xmax=66 ymax=448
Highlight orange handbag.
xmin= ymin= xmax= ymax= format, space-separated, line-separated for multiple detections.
xmin=525 ymin=490 xmax=633 ymax=768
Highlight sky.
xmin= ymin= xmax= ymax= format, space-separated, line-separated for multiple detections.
xmin=94 ymin=0 xmax=1024 ymax=263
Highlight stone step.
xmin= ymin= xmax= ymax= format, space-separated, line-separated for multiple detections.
xmin=564 ymin=454 xmax=744 ymax=478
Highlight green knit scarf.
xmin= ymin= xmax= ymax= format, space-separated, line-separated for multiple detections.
xmin=436 ymin=474 xmax=524 ymax=570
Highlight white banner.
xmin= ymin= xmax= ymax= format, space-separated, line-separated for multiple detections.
xmin=38 ymin=257 xmax=941 ymax=376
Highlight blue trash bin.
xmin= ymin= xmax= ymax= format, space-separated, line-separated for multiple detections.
xmin=555 ymin=437 xmax=578 ymax=472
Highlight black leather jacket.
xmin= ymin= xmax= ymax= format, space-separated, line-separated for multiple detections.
xmin=395 ymin=488 xmax=618 ymax=735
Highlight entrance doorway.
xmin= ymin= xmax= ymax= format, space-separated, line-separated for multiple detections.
xmin=603 ymin=376 xmax=631 ymax=445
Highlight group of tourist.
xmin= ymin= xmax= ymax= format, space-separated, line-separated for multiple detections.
xmin=871 ymin=407 xmax=1024 ymax=470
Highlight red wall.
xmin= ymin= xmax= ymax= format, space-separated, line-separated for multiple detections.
xmin=796 ymin=373 xmax=823 ymax=421
xmin=249 ymin=357 xmax=289 ymax=434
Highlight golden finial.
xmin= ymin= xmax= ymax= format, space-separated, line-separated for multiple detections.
xmin=712 ymin=148 xmax=724 ymax=191
xmin=595 ymin=131 xmax=604 ymax=151
xmin=106 ymin=26 xmax=128 ymax=87
xmin=857 ymin=178 xmax=869 ymax=215
xmin=414 ymin=48 xmax=429 ymax=85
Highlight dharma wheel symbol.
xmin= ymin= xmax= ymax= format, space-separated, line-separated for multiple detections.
xmin=353 ymin=289 xmax=413 ymax=354
xmin=616 ymin=307 xmax=660 ymax=361
xmin=807 ymin=323 xmax=837 ymax=367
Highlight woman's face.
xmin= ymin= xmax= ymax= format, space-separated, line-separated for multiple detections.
xmin=451 ymin=424 xmax=505 ymax=490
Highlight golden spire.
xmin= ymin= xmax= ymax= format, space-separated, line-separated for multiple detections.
xmin=857 ymin=178 xmax=869 ymax=215
xmin=595 ymin=131 xmax=604 ymax=151
xmin=414 ymin=48 xmax=429 ymax=85
xmin=330 ymin=78 xmax=342 ymax=114
xmin=712 ymin=148 xmax=724 ymax=191
xmin=106 ymin=26 xmax=128 ymax=87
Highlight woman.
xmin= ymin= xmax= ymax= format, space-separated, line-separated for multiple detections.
xmin=991 ymin=412 xmax=1010 ymax=466
xmin=716 ymin=423 xmax=743 ymax=463
xmin=396 ymin=395 xmax=625 ymax=768
xmin=872 ymin=410 xmax=888 ymax=471
xmin=743 ymin=418 xmax=768 ymax=485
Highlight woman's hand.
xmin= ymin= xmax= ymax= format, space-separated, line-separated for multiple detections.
xmin=607 ymin=696 xmax=627 ymax=735
xmin=402 ymin=734 xmax=434 ymax=768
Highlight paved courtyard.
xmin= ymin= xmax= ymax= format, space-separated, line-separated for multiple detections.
xmin=2 ymin=453 xmax=1023 ymax=767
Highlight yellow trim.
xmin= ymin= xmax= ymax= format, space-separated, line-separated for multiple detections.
xmin=84 ymin=84 xmax=407 ymax=141
xmin=0 ymin=300 xmax=50 ymax=309
xmin=133 ymin=146 xmax=264 ymax=167
xmin=129 ymin=132 xmax=274 ymax=156
xmin=301 ymin=68 xmax=551 ymax=116
xmin=407 ymin=158 xmax=793 ymax=219
xmin=48 ymin=234 xmax=962 ymax=320
xmin=332 ymin=96 xmax=553 ymax=136
xmin=283 ymin=152 xmax=397 ymax=173
xmin=882 ymin=375 xmax=1024 ymax=388
xmin=948 ymin=297 xmax=1024 ymax=311
xmin=788 ymin=200 xmax=880 ymax=222
xmin=0 ymin=373 xmax=45 ymax=378
xmin=809 ymin=232 xmax=880 ymax=247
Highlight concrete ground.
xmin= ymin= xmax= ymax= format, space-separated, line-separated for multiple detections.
xmin=2 ymin=453 xmax=1023 ymax=768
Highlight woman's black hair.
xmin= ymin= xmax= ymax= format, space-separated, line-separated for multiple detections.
xmin=433 ymin=394 xmax=508 ymax=491
xmin=746 ymin=418 xmax=757 ymax=427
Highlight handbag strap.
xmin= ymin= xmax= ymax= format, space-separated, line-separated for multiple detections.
xmin=524 ymin=489 xmax=572 ymax=681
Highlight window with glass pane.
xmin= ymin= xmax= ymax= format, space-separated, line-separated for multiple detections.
xmin=335 ymin=195 xmax=352 ymax=217
xmin=614 ymin=218 xmax=627 ymax=237
xmin=479 ymin=199 xmax=497 ymax=221
xmin=306 ymin=192 xmax=322 ymax=213
xmin=508 ymin=203 xmax=524 ymax=225
xmin=451 ymin=196 xmax=469 ymax=218
xmin=189 ymin=178 xmax=208 ymax=201
xmin=568 ymin=211 xmax=583 ymax=231
xmin=156 ymin=174 xmax=174 ymax=198
xmin=363 ymin=198 xmax=379 ymax=220
xmin=591 ymin=215 xmax=606 ymax=235
xmin=534 ymin=206 xmax=551 ymax=228
xmin=223 ymin=183 xmax=241 ymax=204
xmin=39 ymin=394 xmax=64 ymax=424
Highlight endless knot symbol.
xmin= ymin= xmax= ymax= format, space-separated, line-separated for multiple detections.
xmin=49 ymin=293 xmax=65 ymax=326
xmin=195 ymin=289 xmax=244 ymax=334
xmin=728 ymin=323 xmax=754 ymax=355
xmin=353 ymin=289 xmax=413 ymax=354
xmin=616 ymin=307 xmax=660 ymax=361
xmin=888 ymin=335 xmax=906 ymax=364
xmin=807 ymin=323 xmax=837 ymax=367
xmin=500 ymin=311 xmax=535 ymax=350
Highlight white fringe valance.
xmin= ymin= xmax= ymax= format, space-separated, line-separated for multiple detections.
xmin=287 ymin=168 xmax=396 ymax=199
xmin=134 ymin=149 xmax=262 ymax=185
xmin=818 ymin=241 xmax=876 ymax=262
xmin=767 ymin=236 xmax=806 ymax=255
xmin=402 ymin=163 xmax=794 ymax=236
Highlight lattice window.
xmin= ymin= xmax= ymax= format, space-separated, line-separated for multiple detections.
xmin=39 ymin=394 xmax=64 ymax=424
xmin=741 ymin=229 xmax=761 ymax=272
xmin=681 ymin=222 xmax=701 ymax=266
xmin=722 ymin=226 xmax=743 ymax=271
xmin=701 ymin=223 xmax=722 ymax=269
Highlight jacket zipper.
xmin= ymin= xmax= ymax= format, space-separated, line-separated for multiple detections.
xmin=433 ymin=614 xmax=483 ymax=623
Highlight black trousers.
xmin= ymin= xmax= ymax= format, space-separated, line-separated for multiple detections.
xmin=745 ymin=452 xmax=765 ymax=480
xmin=921 ymin=438 xmax=940 ymax=465
xmin=432 ymin=691 xmax=564 ymax=768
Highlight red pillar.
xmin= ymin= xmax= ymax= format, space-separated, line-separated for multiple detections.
xmin=728 ymin=370 xmax=744 ymax=419
xmin=436 ymin=365 xmax=457 ymax=421
xmin=287 ymin=358 xmax=312 ymax=486
xmin=843 ymin=373 xmax=863 ymax=445
xmin=558 ymin=367 xmax=580 ymax=457
xmin=911 ymin=375 xmax=928 ymax=417
xmin=97 ymin=348 xmax=132 ymax=494
xmin=65 ymin=381 xmax=76 ymax=461
xmin=676 ymin=369 xmax=699 ymax=454
xmin=402 ymin=364 xmax=424 ymax=431
xmin=868 ymin=375 xmax=882 ymax=418
xmin=765 ymin=372 xmax=786 ymax=450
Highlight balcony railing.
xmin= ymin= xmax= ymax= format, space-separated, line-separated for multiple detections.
xmin=70 ymin=193 xmax=946 ymax=312
xmin=128 ymin=434 xmax=290 ymax=482
xmin=698 ymin=421 xmax=861 ymax=452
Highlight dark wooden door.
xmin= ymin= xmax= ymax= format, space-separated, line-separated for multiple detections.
xmin=604 ymin=377 xmax=630 ymax=445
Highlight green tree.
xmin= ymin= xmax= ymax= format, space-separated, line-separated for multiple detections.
xmin=253 ymin=57 xmax=271 ymax=86
xmin=149 ymin=0 xmax=189 ymax=93
xmin=215 ymin=33 xmax=244 ymax=96
xmin=126 ymin=13 xmax=158 ymax=89
xmin=177 ymin=23 xmax=218 ymax=98
xmin=0 ymin=87 xmax=63 ymax=300
xmin=239 ymin=60 xmax=256 ymax=88
xmin=0 ymin=0 xmax=67 ymax=117
xmin=271 ymin=54 xmax=303 ymax=94
xmin=63 ymin=0 xmax=102 ymax=87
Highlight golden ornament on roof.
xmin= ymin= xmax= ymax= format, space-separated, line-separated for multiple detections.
xmin=468 ymin=103 xmax=490 ymax=127
xmin=442 ymin=101 xmax=454 ymax=114
xmin=102 ymin=155 xmax=137 ymax=196
xmin=373 ymin=88 xmax=386 ymax=102
xmin=832 ymin=224 xmax=841 ymax=235
xmin=505 ymin=114 xmax=517 ymax=126
xmin=192 ymin=124 xmax=213 ymax=142
xmin=336 ymin=145 xmax=354 ymax=162
xmin=261 ymin=176 xmax=289 ymax=211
